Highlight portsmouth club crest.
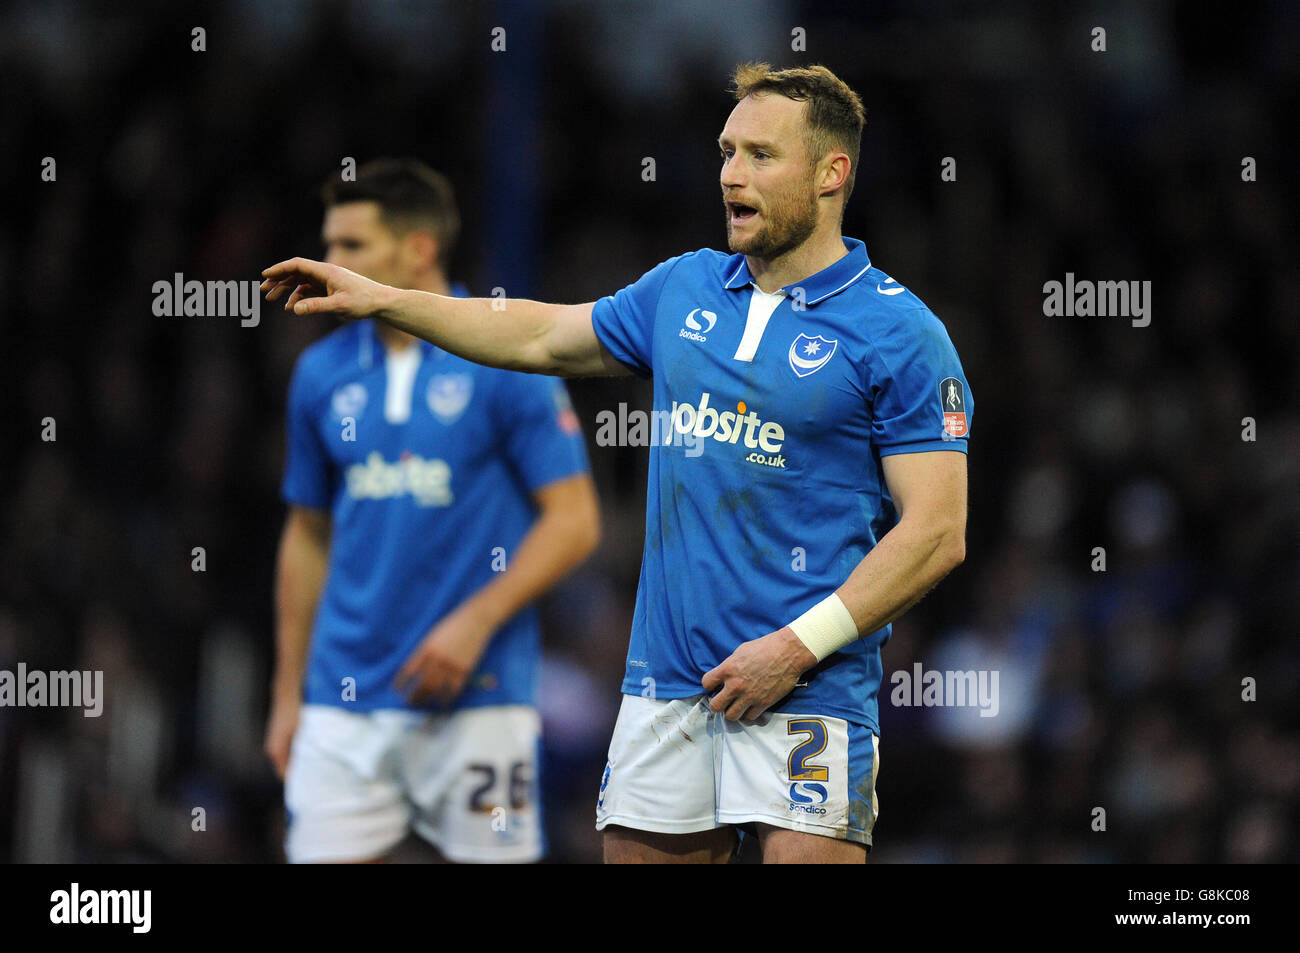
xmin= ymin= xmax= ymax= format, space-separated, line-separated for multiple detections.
xmin=427 ymin=373 xmax=473 ymax=424
xmin=940 ymin=377 xmax=967 ymax=437
xmin=788 ymin=333 xmax=838 ymax=378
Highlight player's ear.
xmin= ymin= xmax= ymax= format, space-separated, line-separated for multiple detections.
xmin=403 ymin=229 xmax=440 ymax=273
xmin=819 ymin=152 xmax=850 ymax=197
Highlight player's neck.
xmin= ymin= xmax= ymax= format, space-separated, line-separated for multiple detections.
xmin=746 ymin=227 xmax=848 ymax=295
xmin=374 ymin=272 xmax=452 ymax=352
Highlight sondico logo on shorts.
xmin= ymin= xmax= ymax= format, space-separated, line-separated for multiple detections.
xmin=345 ymin=451 xmax=453 ymax=506
xmin=788 ymin=718 xmax=830 ymax=815
xmin=666 ymin=392 xmax=787 ymax=468
xmin=789 ymin=781 xmax=829 ymax=814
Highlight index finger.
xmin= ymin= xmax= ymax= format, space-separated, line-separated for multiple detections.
xmin=261 ymin=257 xmax=327 ymax=282
xmin=707 ymin=679 xmax=736 ymax=713
xmin=394 ymin=653 xmax=421 ymax=693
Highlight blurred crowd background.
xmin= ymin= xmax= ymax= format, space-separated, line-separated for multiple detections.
xmin=1 ymin=0 xmax=1296 ymax=863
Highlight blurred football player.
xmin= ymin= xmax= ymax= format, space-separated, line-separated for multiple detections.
xmin=264 ymin=158 xmax=600 ymax=863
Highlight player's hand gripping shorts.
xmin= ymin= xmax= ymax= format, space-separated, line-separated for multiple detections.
xmin=595 ymin=693 xmax=880 ymax=848
xmin=285 ymin=703 xmax=542 ymax=863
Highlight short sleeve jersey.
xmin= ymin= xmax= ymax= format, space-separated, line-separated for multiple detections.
xmin=590 ymin=238 xmax=972 ymax=734
xmin=282 ymin=292 xmax=590 ymax=712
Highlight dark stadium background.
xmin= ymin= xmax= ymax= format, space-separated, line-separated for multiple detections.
xmin=1 ymin=0 xmax=1296 ymax=864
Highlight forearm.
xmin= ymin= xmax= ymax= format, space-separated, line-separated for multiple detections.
xmin=706 ymin=451 xmax=968 ymax=719
xmin=377 ymin=288 xmax=579 ymax=375
xmin=264 ymin=258 xmax=616 ymax=376
xmin=834 ymin=516 xmax=965 ymax=638
xmin=272 ymin=615 xmax=315 ymax=701
xmin=457 ymin=504 xmax=600 ymax=632
xmin=272 ymin=536 xmax=328 ymax=699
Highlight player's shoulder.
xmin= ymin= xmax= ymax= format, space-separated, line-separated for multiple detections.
xmin=294 ymin=321 xmax=366 ymax=371
xmin=633 ymin=247 xmax=737 ymax=286
xmin=685 ymin=247 xmax=739 ymax=269
xmin=844 ymin=261 xmax=951 ymax=338
xmin=851 ymin=263 xmax=930 ymax=317
xmin=287 ymin=322 xmax=372 ymax=404
xmin=686 ymin=247 xmax=746 ymax=283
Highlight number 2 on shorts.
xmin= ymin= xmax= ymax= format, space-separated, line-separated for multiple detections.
xmin=787 ymin=718 xmax=829 ymax=781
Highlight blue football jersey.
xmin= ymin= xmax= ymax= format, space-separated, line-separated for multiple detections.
xmin=281 ymin=295 xmax=590 ymax=712
xmin=590 ymin=238 xmax=972 ymax=735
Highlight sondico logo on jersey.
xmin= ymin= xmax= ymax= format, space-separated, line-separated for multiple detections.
xmin=331 ymin=383 xmax=368 ymax=420
xmin=666 ymin=392 xmax=787 ymax=468
xmin=680 ymin=308 xmax=717 ymax=342
xmin=345 ymin=451 xmax=453 ymax=507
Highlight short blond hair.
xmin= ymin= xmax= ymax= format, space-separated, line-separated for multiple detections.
xmin=731 ymin=62 xmax=866 ymax=202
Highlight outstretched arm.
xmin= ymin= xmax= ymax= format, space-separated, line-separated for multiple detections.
xmin=261 ymin=257 xmax=630 ymax=378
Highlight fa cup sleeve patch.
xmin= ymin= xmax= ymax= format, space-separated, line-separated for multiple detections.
xmin=939 ymin=377 xmax=967 ymax=437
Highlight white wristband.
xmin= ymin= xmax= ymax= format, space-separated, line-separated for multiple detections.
xmin=787 ymin=593 xmax=859 ymax=662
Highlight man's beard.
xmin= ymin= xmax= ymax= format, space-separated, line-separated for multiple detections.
xmin=725 ymin=182 xmax=819 ymax=259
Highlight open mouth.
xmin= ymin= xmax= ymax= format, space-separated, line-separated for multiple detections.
xmin=727 ymin=202 xmax=759 ymax=224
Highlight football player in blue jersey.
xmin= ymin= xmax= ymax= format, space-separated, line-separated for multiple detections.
xmin=264 ymin=65 xmax=970 ymax=864
xmin=264 ymin=159 xmax=600 ymax=863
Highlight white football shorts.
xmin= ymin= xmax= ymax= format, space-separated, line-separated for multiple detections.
xmin=595 ymin=693 xmax=880 ymax=848
xmin=285 ymin=703 xmax=542 ymax=863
